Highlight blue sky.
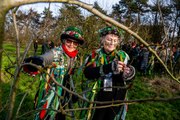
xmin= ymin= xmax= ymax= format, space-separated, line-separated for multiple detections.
xmin=20 ymin=0 xmax=120 ymax=16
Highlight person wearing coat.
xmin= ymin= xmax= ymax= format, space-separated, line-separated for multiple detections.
xmin=34 ymin=40 xmax=38 ymax=56
xmin=23 ymin=26 xmax=85 ymax=120
xmin=81 ymin=26 xmax=135 ymax=120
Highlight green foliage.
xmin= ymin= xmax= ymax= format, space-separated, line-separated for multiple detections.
xmin=1 ymin=42 xmax=40 ymax=119
xmin=0 ymin=82 xmax=10 ymax=119
xmin=2 ymin=43 xmax=16 ymax=81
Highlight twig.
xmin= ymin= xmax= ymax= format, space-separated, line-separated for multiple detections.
xmin=12 ymin=7 xmax=20 ymax=66
xmin=65 ymin=96 xmax=180 ymax=112
xmin=15 ymin=96 xmax=180 ymax=119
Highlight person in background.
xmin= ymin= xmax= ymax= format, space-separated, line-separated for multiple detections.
xmin=172 ymin=45 xmax=180 ymax=75
xmin=159 ymin=44 xmax=168 ymax=64
xmin=23 ymin=26 xmax=85 ymax=120
xmin=49 ymin=40 xmax=55 ymax=49
xmin=81 ymin=26 xmax=135 ymax=120
xmin=138 ymin=44 xmax=149 ymax=75
xmin=34 ymin=40 xmax=38 ymax=56
xmin=172 ymin=45 xmax=180 ymax=64
xmin=129 ymin=41 xmax=139 ymax=68
xmin=41 ymin=40 xmax=50 ymax=55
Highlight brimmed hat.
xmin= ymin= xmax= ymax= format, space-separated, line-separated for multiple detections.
xmin=99 ymin=26 xmax=120 ymax=37
xmin=61 ymin=26 xmax=84 ymax=45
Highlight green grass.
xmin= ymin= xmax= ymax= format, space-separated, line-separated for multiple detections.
xmin=1 ymin=42 xmax=40 ymax=119
xmin=126 ymin=75 xmax=180 ymax=120
xmin=1 ymin=42 xmax=180 ymax=120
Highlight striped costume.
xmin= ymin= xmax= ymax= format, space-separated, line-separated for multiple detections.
xmin=80 ymin=48 xmax=135 ymax=120
xmin=34 ymin=45 xmax=77 ymax=120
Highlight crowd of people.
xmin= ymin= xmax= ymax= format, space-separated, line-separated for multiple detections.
xmin=23 ymin=25 xmax=179 ymax=120
xmin=121 ymin=41 xmax=180 ymax=76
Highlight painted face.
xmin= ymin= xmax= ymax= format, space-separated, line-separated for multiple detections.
xmin=103 ymin=34 xmax=119 ymax=53
xmin=64 ymin=39 xmax=79 ymax=52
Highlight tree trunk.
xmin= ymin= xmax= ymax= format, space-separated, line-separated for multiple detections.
xmin=0 ymin=7 xmax=6 ymax=112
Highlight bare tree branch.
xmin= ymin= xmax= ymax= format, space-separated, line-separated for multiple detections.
xmin=0 ymin=0 xmax=179 ymax=119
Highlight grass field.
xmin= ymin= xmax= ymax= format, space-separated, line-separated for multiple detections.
xmin=0 ymin=42 xmax=180 ymax=120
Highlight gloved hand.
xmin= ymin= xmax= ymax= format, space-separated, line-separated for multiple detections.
xmin=112 ymin=60 xmax=125 ymax=74
xmin=23 ymin=56 xmax=44 ymax=76
xmin=123 ymin=65 xmax=135 ymax=82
